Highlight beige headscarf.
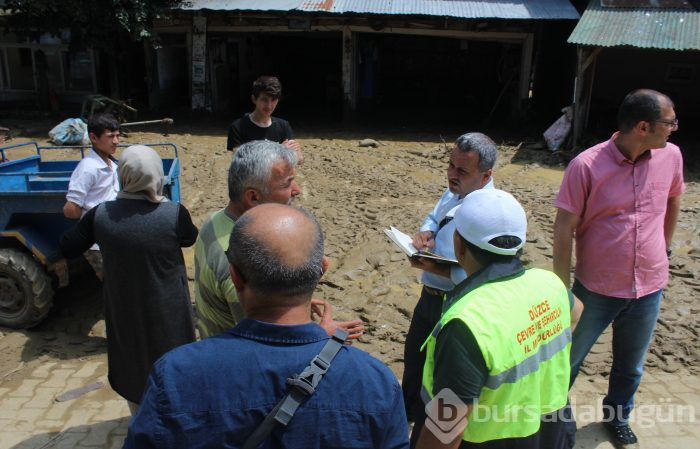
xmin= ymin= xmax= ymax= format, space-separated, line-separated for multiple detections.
xmin=117 ymin=145 xmax=166 ymax=203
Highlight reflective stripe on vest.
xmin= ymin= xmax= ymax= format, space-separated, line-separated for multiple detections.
xmin=485 ymin=327 xmax=571 ymax=390
xmin=422 ymin=268 xmax=571 ymax=443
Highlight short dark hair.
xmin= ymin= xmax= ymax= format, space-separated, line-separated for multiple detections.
xmin=617 ymin=89 xmax=673 ymax=132
xmin=461 ymin=234 xmax=522 ymax=266
xmin=226 ymin=208 xmax=324 ymax=298
xmin=87 ymin=113 xmax=120 ymax=137
xmin=252 ymin=76 xmax=282 ymax=99
xmin=455 ymin=132 xmax=497 ymax=171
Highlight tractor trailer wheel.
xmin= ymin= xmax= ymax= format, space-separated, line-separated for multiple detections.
xmin=0 ymin=249 xmax=53 ymax=329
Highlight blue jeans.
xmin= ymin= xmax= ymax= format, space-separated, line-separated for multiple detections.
xmin=570 ymin=280 xmax=662 ymax=426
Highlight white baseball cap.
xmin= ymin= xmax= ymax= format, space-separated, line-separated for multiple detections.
xmin=454 ymin=189 xmax=527 ymax=256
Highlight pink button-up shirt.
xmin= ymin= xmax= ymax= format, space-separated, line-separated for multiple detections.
xmin=555 ymin=134 xmax=685 ymax=298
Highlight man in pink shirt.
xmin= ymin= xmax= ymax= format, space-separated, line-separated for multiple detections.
xmin=553 ymin=89 xmax=685 ymax=447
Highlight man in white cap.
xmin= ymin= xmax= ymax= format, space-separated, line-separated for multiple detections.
xmin=415 ymin=189 xmax=582 ymax=449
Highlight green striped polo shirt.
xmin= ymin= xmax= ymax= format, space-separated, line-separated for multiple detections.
xmin=194 ymin=208 xmax=244 ymax=338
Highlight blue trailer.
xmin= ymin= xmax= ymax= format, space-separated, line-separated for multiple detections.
xmin=0 ymin=141 xmax=181 ymax=328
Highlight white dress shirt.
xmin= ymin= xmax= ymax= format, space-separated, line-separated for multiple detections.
xmin=419 ymin=178 xmax=494 ymax=291
xmin=66 ymin=149 xmax=119 ymax=214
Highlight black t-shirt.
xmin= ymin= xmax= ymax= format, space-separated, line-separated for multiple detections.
xmin=434 ymin=320 xmax=488 ymax=403
xmin=226 ymin=114 xmax=293 ymax=150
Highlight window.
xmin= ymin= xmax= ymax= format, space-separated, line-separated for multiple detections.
xmin=0 ymin=49 xmax=7 ymax=89
xmin=666 ymin=63 xmax=696 ymax=85
xmin=62 ymin=50 xmax=94 ymax=91
xmin=35 ymin=48 xmax=63 ymax=93
xmin=159 ymin=33 xmax=186 ymax=46
xmin=6 ymin=47 xmax=34 ymax=90
xmin=0 ymin=45 xmax=96 ymax=93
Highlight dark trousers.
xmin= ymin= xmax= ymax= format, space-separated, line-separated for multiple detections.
xmin=460 ymin=405 xmax=576 ymax=449
xmin=412 ymin=404 xmax=576 ymax=449
xmin=402 ymin=286 xmax=444 ymax=446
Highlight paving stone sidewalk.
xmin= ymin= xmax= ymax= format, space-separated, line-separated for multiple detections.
xmin=1 ymin=357 xmax=698 ymax=448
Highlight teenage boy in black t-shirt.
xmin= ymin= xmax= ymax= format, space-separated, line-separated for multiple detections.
xmin=227 ymin=76 xmax=303 ymax=164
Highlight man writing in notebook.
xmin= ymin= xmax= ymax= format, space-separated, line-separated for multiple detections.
xmin=403 ymin=132 xmax=497 ymax=445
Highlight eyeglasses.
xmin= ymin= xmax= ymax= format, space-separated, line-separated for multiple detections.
xmin=655 ymin=118 xmax=679 ymax=129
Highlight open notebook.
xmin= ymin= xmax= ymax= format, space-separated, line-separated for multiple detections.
xmin=384 ymin=226 xmax=458 ymax=264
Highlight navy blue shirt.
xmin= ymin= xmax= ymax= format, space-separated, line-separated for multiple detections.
xmin=123 ymin=319 xmax=409 ymax=449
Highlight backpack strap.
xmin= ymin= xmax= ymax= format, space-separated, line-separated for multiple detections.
xmin=241 ymin=328 xmax=349 ymax=449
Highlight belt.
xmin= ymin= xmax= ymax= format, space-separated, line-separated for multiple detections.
xmin=423 ymin=286 xmax=446 ymax=296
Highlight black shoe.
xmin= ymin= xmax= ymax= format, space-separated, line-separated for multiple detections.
xmin=604 ymin=423 xmax=639 ymax=448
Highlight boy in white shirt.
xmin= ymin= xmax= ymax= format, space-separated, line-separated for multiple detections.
xmin=63 ymin=113 xmax=120 ymax=279
xmin=63 ymin=113 xmax=120 ymax=219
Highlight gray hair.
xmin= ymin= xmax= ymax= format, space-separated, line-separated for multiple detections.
xmin=226 ymin=208 xmax=324 ymax=297
xmin=228 ymin=140 xmax=297 ymax=202
xmin=455 ymin=132 xmax=497 ymax=172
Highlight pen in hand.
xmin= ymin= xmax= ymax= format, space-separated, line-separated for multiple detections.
xmin=412 ymin=230 xmax=435 ymax=250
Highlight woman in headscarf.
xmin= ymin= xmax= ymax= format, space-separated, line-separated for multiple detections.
xmin=61 ymin=145 xmax=198 ymax=413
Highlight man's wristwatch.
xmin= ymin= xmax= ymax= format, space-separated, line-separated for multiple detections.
xmin=666 ymin=248 xmax=673 ymax=257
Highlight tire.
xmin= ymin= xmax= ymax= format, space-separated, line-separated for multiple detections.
xmin=0 ymin=248 xmax=53 ymax=329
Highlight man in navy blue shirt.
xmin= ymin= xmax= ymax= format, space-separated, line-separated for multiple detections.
xmin=123 ymin=204 xmax=409 ymax=449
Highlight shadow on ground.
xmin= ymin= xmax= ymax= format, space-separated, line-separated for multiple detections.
xmin=575 ymin=421 xmax=613 ymax=449
xmin=19 ymin=257 xmax=107 ymax=365
xmin=9 ymin=417 xmax=130 ymax=449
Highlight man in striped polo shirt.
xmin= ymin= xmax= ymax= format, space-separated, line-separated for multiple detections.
xmin=194 ymin=140 xmax=363 ymax=339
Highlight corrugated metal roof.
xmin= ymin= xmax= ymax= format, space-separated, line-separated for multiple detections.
xmin=182 ymin=0 xmax=301 ymax=11
xmin=600 ymin=0 xmax=692 ymax=8
xmin=181 ymin=0 xmax=580 ymax=20
xmin=568 ymin=0 xmax=700 ymax=50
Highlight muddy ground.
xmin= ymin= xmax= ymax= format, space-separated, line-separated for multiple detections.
xmin=1 ymin=117 xmax=698 ymax=394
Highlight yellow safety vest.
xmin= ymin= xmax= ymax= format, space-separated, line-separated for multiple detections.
xmin=422 ymin=268 xmax=571 ymax=443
